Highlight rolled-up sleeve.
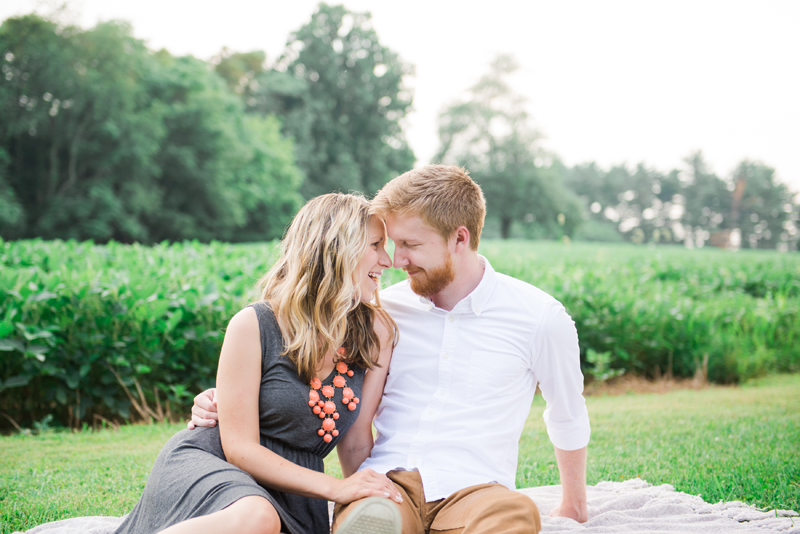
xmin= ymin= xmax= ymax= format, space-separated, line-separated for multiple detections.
xmin=532 ymin=302 xmax=591 ymax=451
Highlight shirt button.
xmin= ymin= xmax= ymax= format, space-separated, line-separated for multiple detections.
xmin=442 ymin=353 xmax=449 ymax=360
xmin=428 ymin=409 xmax=434 ymax=416
xmin=448 ymin=315 xmax=455 ymax=322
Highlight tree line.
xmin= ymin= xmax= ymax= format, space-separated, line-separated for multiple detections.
xmin=1 ymin=5 xmax=796 ymax=249
xmin=435 ymin=55 xmax=799 ymax=250
xmin=0 ymin=4 xmax=413 ymax=243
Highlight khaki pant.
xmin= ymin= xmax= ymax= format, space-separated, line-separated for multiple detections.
xmin=333 ymin=470 xmax=541 ymax=534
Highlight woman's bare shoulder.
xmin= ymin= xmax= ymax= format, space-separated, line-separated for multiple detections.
xmin=225 ymin=306 xmax=259 ymax=336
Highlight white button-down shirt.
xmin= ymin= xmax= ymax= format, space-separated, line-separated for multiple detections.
xmin=360 ymin=256 xmax=590 ymax=501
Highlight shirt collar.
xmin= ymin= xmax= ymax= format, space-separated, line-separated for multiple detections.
xmin=417 ymin=255 xmax=496 ymax=316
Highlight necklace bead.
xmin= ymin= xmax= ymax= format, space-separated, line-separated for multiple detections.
xmin=308 ymin=351 xmax=359 ymax=442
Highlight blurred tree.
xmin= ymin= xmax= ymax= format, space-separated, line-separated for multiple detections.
xmin=732 ymin=160 xmax=794 ymax=249
xmin=0 ymin=15 xmax=162 ymax=241
xmin=212 ymin=49 xmax=306 ymax=120
xmin=564 ymin=154 xmax=798 ymax=250
xmin=143 ymin=53 xmax=302 ymax=242
xmin=435 ymin=54 xmax=582 ymax=239
xmin=0 ymin=148 xmax=24 ymax=232
xmin=565 ymin=162 xmax=682 ymax=244
xmin=679 ymin=151 xmax=731 ymax=246
xmin=215 ymin=3 xmax=416 ymax=198
xmin=0 ymin=14 xmax=302 ymax=243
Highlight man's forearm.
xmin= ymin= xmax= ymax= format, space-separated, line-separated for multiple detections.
xmin=336 ymin=423 xmax=374 ymax=478
xmin=552 ymin=446 xmax=588 ymax=522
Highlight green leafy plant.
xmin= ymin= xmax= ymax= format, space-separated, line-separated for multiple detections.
xmin=1 ymin=239 xmax=798 ymax=428
xmin=584 ymin=348 xmax=624 ymax=383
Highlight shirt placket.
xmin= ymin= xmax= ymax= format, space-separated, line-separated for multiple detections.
xmin=407 ymin=308 xmax=459 ymax=495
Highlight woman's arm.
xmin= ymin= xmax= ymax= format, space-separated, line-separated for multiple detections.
xmin=216 ymin=307 xmax=401 ymax=504
xmin=335 ymin=315 xmax=394 ymax=478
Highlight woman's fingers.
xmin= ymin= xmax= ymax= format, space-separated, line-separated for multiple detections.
xmin=334 ymin=469 xmax=403 ymax=505
xmin=194 ymin=389 xmax=218 ymax=412
xmin=354 ymin=470 xmax=403 ymax=503
xmin=190 ymin=406 xmax=218 ymax=427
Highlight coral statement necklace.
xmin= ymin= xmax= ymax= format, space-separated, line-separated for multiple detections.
xmin=308 ymin=347 xmax=359 ymax=443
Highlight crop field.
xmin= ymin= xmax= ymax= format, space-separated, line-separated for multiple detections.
xmin=1 ymin=238 xmax=799 ymax=429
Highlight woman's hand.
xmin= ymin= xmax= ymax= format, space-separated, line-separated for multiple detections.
xmin=329 ymin=468 xmax=403 ymax=505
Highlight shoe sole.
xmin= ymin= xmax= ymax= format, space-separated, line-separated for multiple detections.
xmin=336 ymin=497 xmax=402 ymax=534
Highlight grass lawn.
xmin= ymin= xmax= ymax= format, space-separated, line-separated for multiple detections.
xmin=2 ymin=374 xmax=798 ymax=533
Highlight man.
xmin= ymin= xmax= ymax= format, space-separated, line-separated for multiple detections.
xmin=192 ymin=165 xmax=590 ymax=533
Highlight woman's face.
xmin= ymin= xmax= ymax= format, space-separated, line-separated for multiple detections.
xmin=356 ymin=216 xmax=392 ymax=302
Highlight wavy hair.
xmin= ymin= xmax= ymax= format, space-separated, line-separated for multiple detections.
xmin=256 ymin=193 xmax=396 ymax=381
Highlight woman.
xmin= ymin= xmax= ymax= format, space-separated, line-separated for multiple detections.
xmin=114 ymin=194 xmax=403 ymax=534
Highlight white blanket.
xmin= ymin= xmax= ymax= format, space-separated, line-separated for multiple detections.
xmin=18 ymin=479 xmax=800 ymax=534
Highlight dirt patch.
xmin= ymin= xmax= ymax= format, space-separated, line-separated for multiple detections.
xmin=583 ymin=374 xmax=714 ymax=396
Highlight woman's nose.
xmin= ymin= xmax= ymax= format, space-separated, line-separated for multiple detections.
xmin=378 ymin=248 xmax=391 ymax=267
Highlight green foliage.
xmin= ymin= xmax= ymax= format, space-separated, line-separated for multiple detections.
xmin=2 ymin=239 xmax=798 ymax=430
xmin=0 ymin=14 xmax=302 ymax=244
xmin=0 ymin=238 xmax=282 ymax=428
xmin=214 ymin=3 xmax=416 ymax=199
xmin=435 ymin=55 xmax=583 ymax=239
xmin=566 ymin=162 xmax=684 ymax=244
xmin=281 ymin=3 xmax=416 ymax=197
xmin=732 ymin=160 xmax=795 ymax=249
xmin=0 ymin=148 xmax=24 ymax=232
xmin=583 ymin=348 xmax=624 ymax=383
xmin=483 ymin=241 xmax=800 ymax=383
xmin=681 ymin=152 xmax=733 ymax=235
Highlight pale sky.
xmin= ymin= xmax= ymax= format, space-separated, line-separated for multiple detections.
xmin=3 ymin=0 xmax=799 ymax=192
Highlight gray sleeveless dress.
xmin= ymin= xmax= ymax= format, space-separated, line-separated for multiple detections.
xmin=114 ymin=302 xmax=366 ymax=534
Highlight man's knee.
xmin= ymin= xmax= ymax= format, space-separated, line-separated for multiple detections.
xmin=488 ymin=492 xmax=540 ymax=533
xmin=503 ymin=492 xmax=540 ymax=521
xmin=458 ymin=490 xmax=540 ymax=534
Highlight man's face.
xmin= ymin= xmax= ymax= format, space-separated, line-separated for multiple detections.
xmin=385 ymin=212 xmax=455 ymax=297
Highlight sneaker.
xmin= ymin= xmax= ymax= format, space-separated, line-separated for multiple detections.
xmin=335 ymin=497 xmax=402 ymax=534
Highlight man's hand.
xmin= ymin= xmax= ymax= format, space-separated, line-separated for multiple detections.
xmin=187 ymin=388 xmax=219 ymax=429
xmin=549 ymin=446 xmax=588 ymax=523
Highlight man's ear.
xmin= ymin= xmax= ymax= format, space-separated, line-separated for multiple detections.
xmin=453 ymin=226 xmax=471 ymax=251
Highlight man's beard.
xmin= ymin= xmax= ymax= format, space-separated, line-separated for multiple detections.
xmin=407 ymin=254 xmax=455 ymax=297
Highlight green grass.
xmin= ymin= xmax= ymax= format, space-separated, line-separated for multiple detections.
xmin=518 ymin=374 xmax=800 ymax=511
xmin=2 ymin=375 xmax=798 ymax=533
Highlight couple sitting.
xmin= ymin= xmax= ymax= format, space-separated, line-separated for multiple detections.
xmin=114 ymin=165 xmax=590 ymax=534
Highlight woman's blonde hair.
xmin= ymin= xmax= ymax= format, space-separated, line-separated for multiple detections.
xmin=256 ymin=193 xmax=396 ymax=381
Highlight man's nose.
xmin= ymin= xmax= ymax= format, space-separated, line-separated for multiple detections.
xmin=392 ymin=250 xmax=407 ymax=269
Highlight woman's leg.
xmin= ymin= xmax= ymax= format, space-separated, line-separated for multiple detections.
xmin=157 ymin=495 xmax=282 ymax=534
